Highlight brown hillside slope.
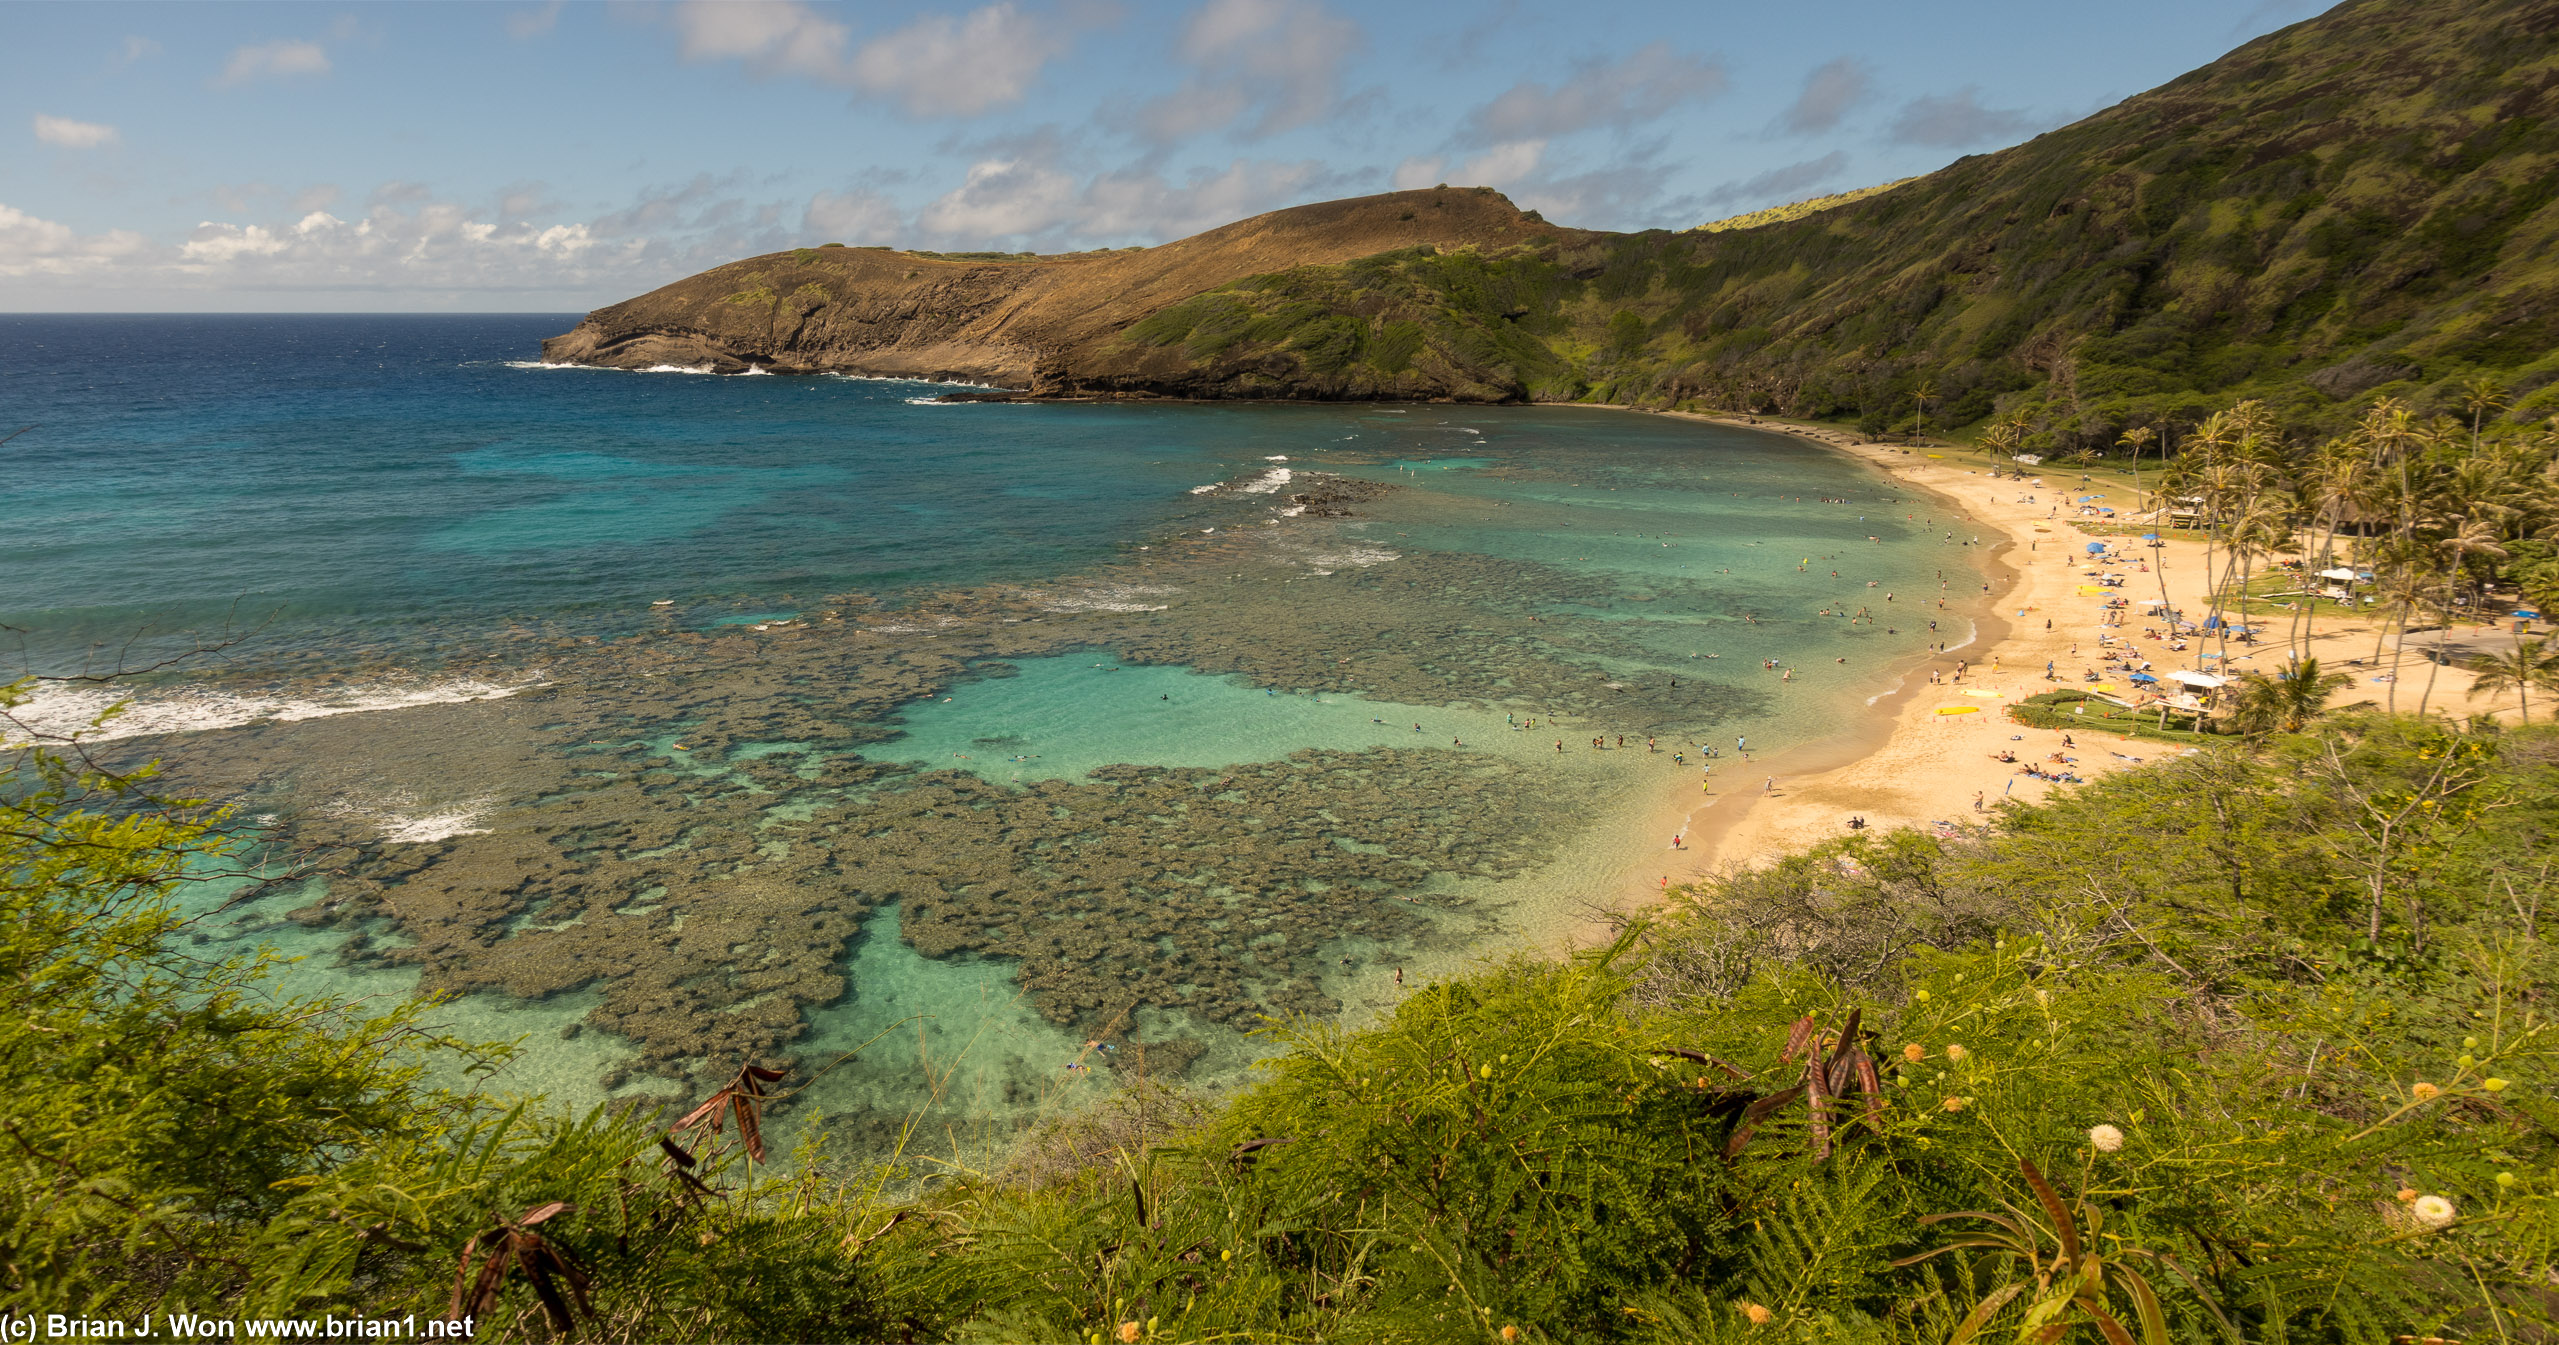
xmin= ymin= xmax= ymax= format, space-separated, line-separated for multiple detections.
xmin=541 ymin=188 xmax=1575 ymax=386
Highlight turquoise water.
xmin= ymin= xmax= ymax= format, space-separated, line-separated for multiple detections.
xmin=5 ymin=317 xmax=1978 ymax=1163
xmin=889 ymin=658 xmax=1503 ymax=782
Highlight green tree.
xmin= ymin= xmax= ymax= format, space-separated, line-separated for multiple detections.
xmin=2466 ymin=636 xmax=2559 ymax=724
xmin=0 ymin=677 xmax=485 ymax=1312
xmin=2223 ymin=656 xmax=2353 ymax=737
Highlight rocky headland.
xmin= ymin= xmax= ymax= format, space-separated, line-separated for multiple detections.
xmin=541 ymin=187 xmax=1576 ymax=399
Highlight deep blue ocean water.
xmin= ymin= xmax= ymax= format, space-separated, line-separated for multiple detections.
xmin=4 ymin=314 xmax=1398 ymax=671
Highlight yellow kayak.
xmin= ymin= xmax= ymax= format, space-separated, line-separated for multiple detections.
xmin=1935 ymin=705 xmax=1980 ymax=715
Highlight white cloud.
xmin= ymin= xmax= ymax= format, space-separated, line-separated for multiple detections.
xmin=851 ymin=4 xmax=1067 ymax=116
xmin=216 ymin=39 xmax=331 ymax=88
xmin=916 ymin=154 xmax=1331 ymax=246
xmin=673 ymin=0 xmax=850 ymax=79
xmin=507 ymin=1 xmax=565 ymax=40
xmin=670 ymin=0 xmax=1073 ymax=116
xmin=803 ymin=189 xmax=905 ymax=244
xmin=1391 ymin=140 xmax=1542 ymax=194
xmin=173 ymin=202 xmax=611 ymax=280
xmin=1136 ymin=0 xmax=1358 ymax=142
xmin=116 ymin=35 xmax=161 ymax=66
xmin=1777 ymin=57 xmax=1871 ymax=135
xmin=1706 ymin=151 xmax=1852 ymax=208
xmin=34 ymin=115 xmax=119 ymax=150
xmin=1887 ymin=87 xmax=2036 ymax=148
xmin=0 ymin=203 xmax=151 ymax=276
xmin=1465 ymin=43 xmax=1725 ymax=144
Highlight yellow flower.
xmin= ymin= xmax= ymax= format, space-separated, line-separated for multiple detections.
xmin=2497 ymin=1172 xmax=2517 ymax=1188
xmin=2395 ymin=1187 xmax=2418 ymax=1203
xmin=1942 ymin=1096 xmax=1967 ymax=1113
xmin=1914 ymin=990 xmax=1931 ymax=1003
xmin=1118 ymin=1323 xmax=1142 ymax=1344
xmin=1902 ymin=1043 xmax=1925 ymax=1063
xmin=2087 ymin=1124 xmax=2125 ymax=1152
xmin=1945 ymin=1044 xmax=1970 ymax=1062
xmin=1500 ymin=1328 xmax=1521 ymax=1343
xmin=2410 ymin=1082 xmax=2441 ymax=1101
xmin=1479 ymin=1063 xmax=1494 ymax=1079
xmin=1740 ymin=1302 xmax=1773 ymax=1325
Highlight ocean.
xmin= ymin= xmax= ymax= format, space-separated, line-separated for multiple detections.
xmin=2 ymin=314 xmax=1979 ymax=1162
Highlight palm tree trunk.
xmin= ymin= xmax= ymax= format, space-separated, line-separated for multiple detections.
xmin=2417 ymin=579 xmax=2452 ymax=719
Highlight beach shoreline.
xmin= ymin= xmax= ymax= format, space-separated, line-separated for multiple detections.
xmin=1563 ymin=408 xmax=2220 ymax=917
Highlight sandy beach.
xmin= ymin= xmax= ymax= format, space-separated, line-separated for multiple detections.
xmin=1616 ymin=414 xmax=2510 ymax=894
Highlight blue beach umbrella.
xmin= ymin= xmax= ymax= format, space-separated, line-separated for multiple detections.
xmin=2129 ymin=672 xmax=2159 ymax=684
xmin=2085 ymin=542 xmax=2106 ymax=554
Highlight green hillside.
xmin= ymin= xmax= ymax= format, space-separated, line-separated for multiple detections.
xmin=1111 ymin=0 xmax=2559 ymax=445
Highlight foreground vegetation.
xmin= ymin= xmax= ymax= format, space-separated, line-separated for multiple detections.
xmin=6 ymin=666 xmax=2553 ymax=1340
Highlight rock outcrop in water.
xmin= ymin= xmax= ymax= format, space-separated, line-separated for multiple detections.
xmin=540 ymin=188 xmax=1574 ymax=398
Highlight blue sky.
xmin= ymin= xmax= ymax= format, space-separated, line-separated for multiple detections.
xmin=3 ymin=0 xmax=2323 ymax=311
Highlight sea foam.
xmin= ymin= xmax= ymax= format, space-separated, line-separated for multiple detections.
xmin=6 ymin=675 xmax=545 ymax=746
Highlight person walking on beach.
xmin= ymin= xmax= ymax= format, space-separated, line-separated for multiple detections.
xmin=1764 ymin=776 xmax=1775 ymax=794
xmin=1556 ymin=740 xmax=1565 ymax=753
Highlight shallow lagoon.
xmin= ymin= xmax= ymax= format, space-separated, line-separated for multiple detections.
xmin=7 ymin=317 xmax=1982 ymax=1162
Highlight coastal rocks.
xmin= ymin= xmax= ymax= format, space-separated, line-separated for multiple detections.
xmin=1287 ymin=475 xmax=1399 ymax=517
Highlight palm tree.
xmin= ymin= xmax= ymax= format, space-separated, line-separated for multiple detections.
xmin=1981 ymin=417 xmax=2025 ymax=464
xmin=2117 ymin=424 xmax=2156 ymax=513
xmin=2462 ymin=376 xmax=2508 ymax=450
xmin=1913 ymin=380 xmax=1938 ymax=444
xmin=2465 ymin=637 xmax=2559 ymax=724
xmin=2418 ymin=518 xmax=2511 ymax=717
xmin=2225 ymin=657 xmax=2354 ymax=737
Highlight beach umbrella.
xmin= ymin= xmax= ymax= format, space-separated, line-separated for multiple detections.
xmin=2085 ymin=542 xmax=2106 ymax=553
xmin=2129 ymin=672 xmax=2158 ymax=684
xmin=2141 ymin=532 xmax=2160 ymax=540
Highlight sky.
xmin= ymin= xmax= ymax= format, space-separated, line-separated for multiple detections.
xmin=1 ymin=0 xmax=2327 ymax=312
